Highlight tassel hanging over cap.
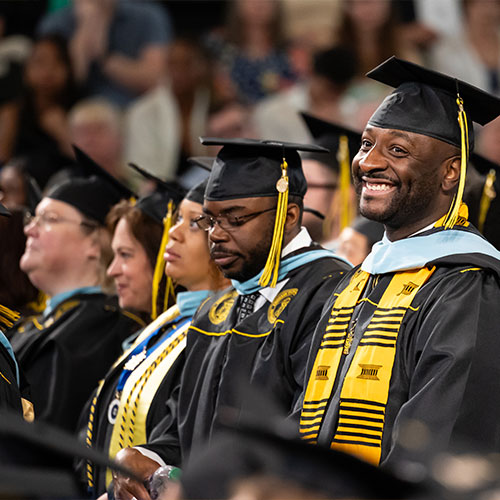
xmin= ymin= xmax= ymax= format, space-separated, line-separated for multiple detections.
xmin=259 ymin=158 xmax=289 ymax=288
xmin=444 ymin=94 xmax=469 ymax=229
xmin=151 ymin=200 xmax=175 ymax=319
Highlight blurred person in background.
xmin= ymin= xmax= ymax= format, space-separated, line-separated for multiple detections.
xmin=300 ymin=112 xmax=361 ymax=244
xmin=69 ymin=97 xmax=124 ymax=182
xmin=38 ymin=0 xmax=172 ymax=108
xmin=335 ymin=215 xmax=385 ymax=266
xmin=125 ymin=37 xmax=213 ymax=184
xmin=478 ymin=116 xmax=500 ymax=165
xmin=0 ymin=34 xmax=77 ymax=189
xmin=252 ymin=45 xmax=358 ymax=143
xmin=206 ymin=0 xmax=296 ymax=104
xmin=333 ymin=0 xmax=422 ymax=129
xmin=429 ymin=0 xmax=500 ymax=96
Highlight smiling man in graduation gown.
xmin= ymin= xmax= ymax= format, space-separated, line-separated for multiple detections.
xmin=300 ymin=57 xmax=500 ymax=468
xmin=111 ymin=139 xmax=352 ymax=500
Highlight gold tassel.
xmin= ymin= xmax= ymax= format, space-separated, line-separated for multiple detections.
xmin=259 ymin=159 xmax=289 ymax=288
xmin=151 ymin=200 xmax=174 ymax=319
xmin=478 ymin=169 xmax=497 ymax=233
xmin=337 ymin=135 xmax=352 ymax=231
xmin=444 ymin=96 xmax=469 ymax=229
xmin=0 ymin=304 xmax=20 ymax=329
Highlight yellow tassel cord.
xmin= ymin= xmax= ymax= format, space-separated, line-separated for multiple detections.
xmin=444 ymin=96 xmax=469 ymax=229
xmin=478 ymin=169 xmax=497 ymax=234
xmin=259 ymin=159 xmax=289 ymax=288
xmin=0 ymin=304 xmax=20 ymax=329
xmin=151 ymin=200 xmax=174 ymax=319
xmin=338 ymin=135 xmax=352 ymax=231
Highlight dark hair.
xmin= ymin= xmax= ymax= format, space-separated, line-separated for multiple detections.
xmin=312 ymin=45 xmax=358 ymax=88
xmin=336 ymin=1 xmax=400 ymax=75
xmin=0 ymin=209 xmax=39 ymax=312
xmin=107 ymin=200 xmax=163 ymax=273
xmin=224 ymin=0 xmax=286 ymax=49
xmin=107 ymin=199 xmax=166 ymax=311
xmin=23 ymin=34 xmax=78 ymax=110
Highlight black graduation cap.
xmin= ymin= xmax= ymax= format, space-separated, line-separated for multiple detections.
xmin=47 ymin=146 xmax=136 ymax=225
xmin=128 ymin=163 xmax=186 ymax=225
xmin=300 ymin=112 xmax=361 ymax=171
xmin=183 ymin=157 xmax=213 ymax=205
xmin=200 ymin=137 xmax=328 ymax=200
xmin=351 ymin=215 xmax=385 ymax=247
xmin=366 ymin=56 xmax=500 ymax=150
xmin=0 ymin=202 xmax=9 ymax=217
xmin=180 ymin=409 xmax=427 ymax=500
xmin=73 ymin=145 xmax=135 ymax=200
xmin=0 ymin=410 xmax=139 ymax=499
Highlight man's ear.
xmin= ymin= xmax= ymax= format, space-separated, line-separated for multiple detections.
xmin=284 ymin=202 xmax=301 ymax=234
xmin=442 ymin=155 xmax=462 ymax=194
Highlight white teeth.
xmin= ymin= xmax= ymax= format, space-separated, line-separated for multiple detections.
xmin=366 ymin=182 xmax=392 ymax=191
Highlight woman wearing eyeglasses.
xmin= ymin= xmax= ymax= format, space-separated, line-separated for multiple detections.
xmin=7 ymin=176 xmax=145 ymax=432
xmin=79 ymin=179 xmax=229 ymax=496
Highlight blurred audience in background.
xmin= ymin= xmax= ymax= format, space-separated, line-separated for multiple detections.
xmin=252 ymin=45 xmax=358 ymax=142
xmin=0 ymin=34 xmax=76 ymax=189
xmin=38 ymin=0 xmax=172 ymax=107
xmin=429 ymin=0 xmax=500 ymax=96
xmin=125 ymin=37 xmax=213 ymax=184
xmin=206 ymin=0 xmax=296 ymax=104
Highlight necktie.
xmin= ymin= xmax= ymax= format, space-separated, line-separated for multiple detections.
xmin=237 ymin=292 xmax=259 ymax=322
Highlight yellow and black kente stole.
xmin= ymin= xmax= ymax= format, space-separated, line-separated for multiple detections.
xmin=300 ymin=265 xmax=435 ymax=465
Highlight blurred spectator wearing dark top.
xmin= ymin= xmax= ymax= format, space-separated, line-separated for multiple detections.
xmin=126 ymin=37 xmax=214 ymax=183
xmin=429 ymin=0 xmax=500 ymax=95
xmin=38 ymin=0 xmax=172 ymax=108
xmin=206 ymin=0 xmax=296 ymax=104
xmin=0 ymin=35 xmax=77 ymax=190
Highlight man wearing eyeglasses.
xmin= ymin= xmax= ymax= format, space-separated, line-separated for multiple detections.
xmin=6 ymin=168 xmax=144 ymax=433
xmin=112 ymin=138 xmax=352 ymax=500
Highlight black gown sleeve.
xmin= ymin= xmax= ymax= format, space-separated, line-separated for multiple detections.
xmin=383 ymin=268 xmax=500 ymax=465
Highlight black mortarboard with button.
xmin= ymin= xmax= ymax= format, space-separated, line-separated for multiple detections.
xmin=366 ymin=56 xmax=500 ymax=230
xmin=46 ymin=146 xmax=136 ymax=225
xmin=200 ymin=137 xmax=328 ymax=287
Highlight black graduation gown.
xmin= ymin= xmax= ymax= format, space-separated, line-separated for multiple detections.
xmin=7 ymin=292 xmax=144 ymax=432
xmin=0 ymin=341 xmax=23 ymax=415
xmin=303 ymin=227 xmax=500 ymax=466
xmin=78 ymin=316 xmax=188 ymax=494
xmin=143 ymin=249 xmax=351 ymax=466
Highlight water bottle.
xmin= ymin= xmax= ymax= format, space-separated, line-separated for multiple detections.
xmin=146 ymin=465 xmax=182 ymax=500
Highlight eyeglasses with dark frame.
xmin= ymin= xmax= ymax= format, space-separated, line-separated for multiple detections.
xmin=194 ymin=207 xmax=277 ymax=232
xmin=23 ymin=211 xmax=98 ymax=230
